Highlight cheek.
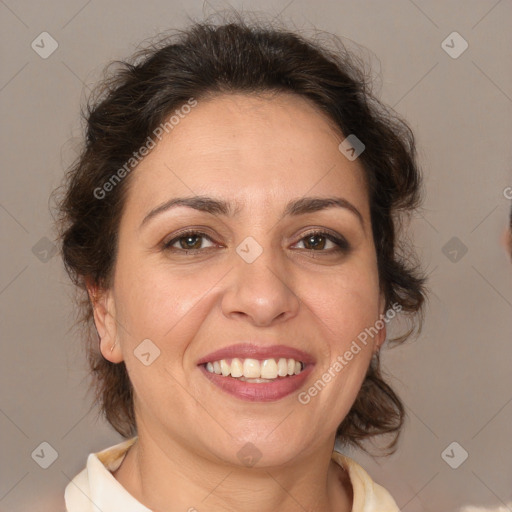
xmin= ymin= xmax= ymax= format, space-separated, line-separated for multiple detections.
xmin=114 ymin=257 xmax=225 ymax=349
xmin=301 ymin=270 xmax=379 ymax=416
xmin=113 ymin=265 xmax=215 ymax=405
xmin=304 ymin=263 xmax=381 ymax=343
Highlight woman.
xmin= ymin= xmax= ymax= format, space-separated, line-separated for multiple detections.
xmin=56 ymin=16 xmax=426 ymax=511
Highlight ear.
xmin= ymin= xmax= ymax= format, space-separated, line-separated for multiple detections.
xmin=374 ymin=293 xmax=387 ymax=353
xmin=500 ymin=226 xmax=512 ymax=260
xmin=85 ymin=277 xmax=124 ymax=363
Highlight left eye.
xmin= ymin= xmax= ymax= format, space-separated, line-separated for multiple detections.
xmin=163 ymin=231 xmax=215 ymax=251
xmin=292 ymin=231 xmax=348 ymax=252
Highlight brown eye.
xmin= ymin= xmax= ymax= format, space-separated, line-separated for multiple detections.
xmin=303 ymin=233 xmax=328 ymax=250
xmin=163 ymin=231 xmax=215 ymax=252
xmin=178 ymin=234 xmax=203 ymax=250
xmin=294 ymin=231 xmax=350 ymax=252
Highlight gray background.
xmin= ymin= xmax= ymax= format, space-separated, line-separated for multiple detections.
xmin=1 ymin=1 xmax=511 ymax=511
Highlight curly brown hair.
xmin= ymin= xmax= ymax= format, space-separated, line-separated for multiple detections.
xmin=53 ymin=14 xmax=427 ymax=455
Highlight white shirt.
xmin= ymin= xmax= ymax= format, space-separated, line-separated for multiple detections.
xmin=65 ymin=437 xmax=399 ymax=512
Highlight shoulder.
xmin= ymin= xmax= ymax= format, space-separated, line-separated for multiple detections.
xmin=331 ymin=450 xmax=400 ymax=512
xmin=64 ymin=437 xmax=149 ymax=512
xmin=64 ymin=465 xmax=91 ymax=512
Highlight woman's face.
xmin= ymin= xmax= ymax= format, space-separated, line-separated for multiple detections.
xmin=97 ymin=92 xmax=386 ymax=466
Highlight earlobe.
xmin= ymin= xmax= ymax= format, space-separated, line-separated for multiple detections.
xmin=85 ymin=277 xmax=124 ymax=364
xmin=375 ymin=322 xmax=387 ymax=353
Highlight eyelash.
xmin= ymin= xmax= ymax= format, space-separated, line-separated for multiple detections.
xmin=162 ymin=229 xmax=350 ymax=255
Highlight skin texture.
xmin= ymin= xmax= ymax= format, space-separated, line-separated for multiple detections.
xmin=89 ymin=92 xmax=387 ymax=511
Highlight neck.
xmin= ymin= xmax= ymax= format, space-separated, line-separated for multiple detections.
xmin=113 ymin=429 xmax=353 ymax=512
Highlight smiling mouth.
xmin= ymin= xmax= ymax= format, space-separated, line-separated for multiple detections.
xmin=203 ymin=357 xmax=305 ymax=382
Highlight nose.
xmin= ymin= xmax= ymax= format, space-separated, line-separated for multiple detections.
xmin=221 ymin=247 xmax=300 ymax=327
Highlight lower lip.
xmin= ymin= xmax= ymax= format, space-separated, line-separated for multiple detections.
xmin=199 ymin=364 xmax=314 ymax=402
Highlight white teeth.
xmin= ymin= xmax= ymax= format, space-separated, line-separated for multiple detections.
xmin=277 ymin=358 xmax=288 ymax=377
xmin=260 ymin=359 xmax=278 ymax=379
xmin=220 ymin=359 xmax=230 ymax=376
xmin=243 ymin=358 xmax=261 ymax=378
xmin=204 ymin=357 xmax=304 ymax=379
xmin=230 ymin=358 xmax=243 ymax=378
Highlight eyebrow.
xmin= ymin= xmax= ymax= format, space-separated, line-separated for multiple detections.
xmin=140 ymin=195 xmax=365 ymax=230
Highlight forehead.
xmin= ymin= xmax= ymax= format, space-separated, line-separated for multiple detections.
xmin=125 ymin=92 xmax=368 ymax=216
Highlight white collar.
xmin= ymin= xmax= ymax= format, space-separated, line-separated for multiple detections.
xmin=65 ymin=437 xmax=149 ymax=511
xmin=65 ymin=437 xmax=399 ymax=512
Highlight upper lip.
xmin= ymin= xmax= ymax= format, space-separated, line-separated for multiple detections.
xmin=197 ymin=343 xmax=316 ymax=366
